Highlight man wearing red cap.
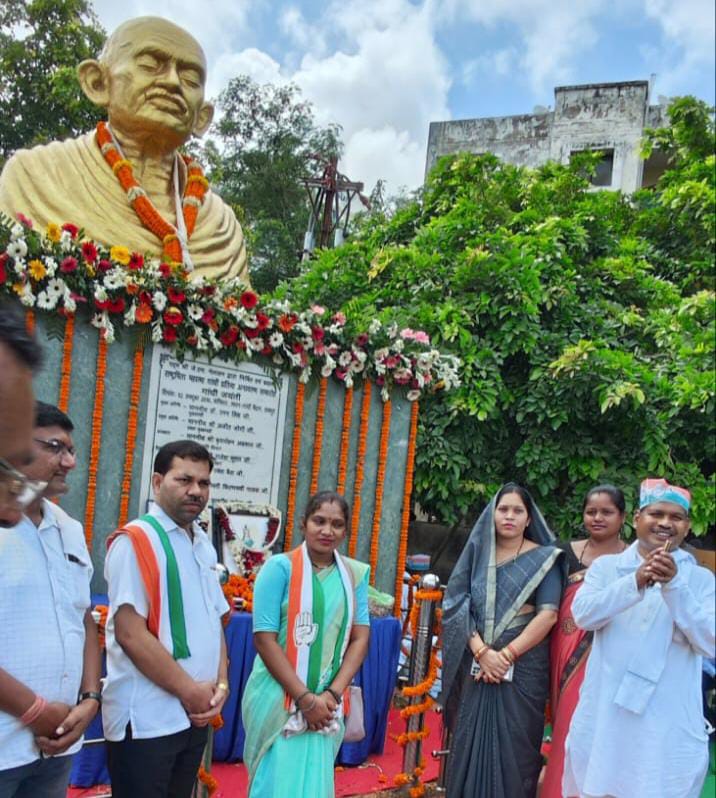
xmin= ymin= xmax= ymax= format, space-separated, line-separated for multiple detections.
xmin=563 ymin=478 xmax=715 ymax=798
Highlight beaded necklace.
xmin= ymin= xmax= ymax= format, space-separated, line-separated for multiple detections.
xmin=95 ymin=121 xmax=209 ymax=268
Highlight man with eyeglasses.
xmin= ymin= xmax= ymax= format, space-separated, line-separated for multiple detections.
xmin=0 ymin=300 xmax=42 ymax=527
xmin=0 ymin=401 xmax=102 ymax=798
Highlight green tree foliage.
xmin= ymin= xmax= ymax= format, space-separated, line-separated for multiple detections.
xmin=0 ymin=0 xmax=105 ymax=165
xmin=201 ymin=76 xmax=342 ymax=293
xmin=277 ymin=97 xmax=715 ymax=537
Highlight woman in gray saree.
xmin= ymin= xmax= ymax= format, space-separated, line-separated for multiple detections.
xmin=440 ymin=483 xmax=564 ymax=798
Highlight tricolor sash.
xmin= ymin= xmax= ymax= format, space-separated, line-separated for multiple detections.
xmin=283 ymin=542 xmax=355 ymax=710
xmin=106 ymin=513 xmax=191 ymax=660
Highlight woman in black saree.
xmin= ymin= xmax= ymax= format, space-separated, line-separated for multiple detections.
xmin=440 ymin=483 xmax=564 ymax=798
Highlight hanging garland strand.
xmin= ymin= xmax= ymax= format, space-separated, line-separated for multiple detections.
xmin=393 ymin=589 xmax=443 ymax=797
xmin=25 ymin=309 xmax=35 ymax=334
xmin=394 ymin=401 xmax=420 ymax=616
xmin=349 ymin=382 xmax=372 ymax=558
xmin=336 ymin=386 xmax=354 ymax=495
xmin=284 ymin=381 xmax=306 ymax=551
xmin=83 ymin=335 xmax=107 ymax=550
xmin=309 ymin=377 xmax=328 ymax=495
xmin=118 ymin=347 xmax=145 ymax=526
xmin=57 ymin=314 xmax=75 ymax=413
xmin=369 ymin=398 xmax=392 ymax=586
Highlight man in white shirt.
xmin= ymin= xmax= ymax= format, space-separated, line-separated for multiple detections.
xmin=563 ymin=478 xmax=715 ymax=798
xmin=0 ymin=401 xmax=101 ymax=798
xmin=103 ymin=439 xmax=229 ymax=798
xmin=0 ymin=300 xmax=42 ymax=527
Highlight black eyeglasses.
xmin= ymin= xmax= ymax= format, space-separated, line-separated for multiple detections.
xmin=0 ymin=458 xmax=47 ymax=508
xmin=33 ymin=438 xmax=76 ymax=458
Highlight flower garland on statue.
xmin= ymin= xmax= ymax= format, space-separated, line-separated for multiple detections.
xmin=336 ymin=386 xmax=353 ymax=494
xmin=349 ymin=383 xmax=372 ymax=558
xmin=309 ymin=376 xmax=328 ymax=494
xmin=369 ymin=398 xmax=392 ymax=585
xmin=394 ymin=401 xmax=420 ymax=615
xmin=96 ymin=121 xmax=208 ymax=267
xmin=393 ymin=588 xmax=443 ymax=796
xmin=284 ymin=382 xmax=305 ymax=551
xmin=0 ymin=215 xmax=461 ymax=400
xmin=57 ymin=314 xmax=75 ymax=413
xmin=83 ymin=336 xmax=107 ymax=549
xmin=118 ymin=347 xmax=144 ymax=525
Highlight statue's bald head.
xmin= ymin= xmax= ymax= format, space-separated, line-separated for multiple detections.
xmin=98 ymin=16 xmax=207 ymax=75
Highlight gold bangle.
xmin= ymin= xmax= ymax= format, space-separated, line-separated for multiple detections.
xmin=501 ymin=648 xmax=514 ymax=664
xmin=474 ymin=644 xmax=489 ymax=661
xmin=217 ymin=681 xmax=229 ymax=692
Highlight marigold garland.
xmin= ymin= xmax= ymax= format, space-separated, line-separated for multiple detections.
xmin=96 ymin=121 xmax=208 ymax=266
xmin=25 ymin=309 xmax=35 ymax=334
xmin=284 ymin=381 xmax=306 ymax=551
xmin=83 ymin=335 xmax=107 ymax=549
xmin=369 ymin=398 xmax=392 ymax=586
xmin=309 ymin=377 xmax=328 ymax=495
xmin=222 ymin=572 xmax=256 ymax=617
xmin=393 ymin=587 xmax=443 ymax=794
xmin=118 ymin=347 xmax=144 ymax=526
xmin=57 ymin=314 xmax=75 ymax=413
xmin=394 ymin=400 xmax=420 ymax=616
xmin=197 ymin=766 xmax=218 ymax=797
xmin=336 ymin=386 xmax=353 ymax=494
xmin=349 ymin=382 xmax=372 ymax=558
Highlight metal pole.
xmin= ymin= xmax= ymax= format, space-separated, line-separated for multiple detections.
xmin=432 ymin=719 xmax=452 ymax=793
xmin=403 ymin=573 xmax=441 ymax=778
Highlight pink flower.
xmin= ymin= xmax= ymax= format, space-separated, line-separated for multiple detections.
xmin=97 ymin=259 xmax=112 ymax=273
xmin=383 ymin=355 xmax=399 ymax=369
xmin=15 ymin=213 xmax=33 ymax=229
xmin=310 ymin=304 xmax=326 ymax=316
xmin=60 ymin=257 xmax=78 ymax=273
xmin=355 ymin=333 xmax=369 ymax=348
xmin=61 ymin=223 xmax=79 ymax=239
xmin=332 ymin=312 xmax=346 ymax=325
xmin=311 ymin=326 xmax=325 ymax=342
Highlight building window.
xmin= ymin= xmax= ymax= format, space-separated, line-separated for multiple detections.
xmin=570 ymin=148 xmax=614 ymax=187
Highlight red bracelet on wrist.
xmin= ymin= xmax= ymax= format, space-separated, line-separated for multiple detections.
xmin=506 ymin=643 xmax=519 ymax=662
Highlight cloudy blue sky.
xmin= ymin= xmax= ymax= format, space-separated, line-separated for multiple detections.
xmin=93 ymin=0 xmax=715 ymax=194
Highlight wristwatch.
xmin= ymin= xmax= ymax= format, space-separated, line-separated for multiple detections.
xmin=78 ymin=691 xmax=102 ymax=705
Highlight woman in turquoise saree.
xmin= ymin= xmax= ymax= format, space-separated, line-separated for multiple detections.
xmin=241 ymin=491 xmax=370 ymax=798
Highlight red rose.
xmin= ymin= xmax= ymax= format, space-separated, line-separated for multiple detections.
xmin=220 ymin=325 xmax=239 ymax=346
xmin=168 ymin=286 xmax=186 ymax=304
xmin=201 ymin=285 xmax=216 ymax=296
xmin=0 ymin=254 xmax=7 ymax=285
xmin=109 ymin=297 xmax=126 ymax=314
xmin=61 ymin=223 xmax=79 ymax=239
xmin=240 ymin=290 xmax=258 ymax=310
xmin=163 ymin=307 xmax=183 ymax=326
xmin=128 ymin=253 xmax=144 ymax=271
xmin=60 ymin=257 xmax=78 ymax=273
xmin=312 ymin=326 xmax=325 ymax=342
xmin=375 ymin=376 xmax=385 ymax=387
xmin=201 ymin=308 xmax=215 ymax=323
xmin=94 ymin=298 xmax=110 ymax=311
xmin=256 ymin=312 xmax=270 ymax=331
xmin=244 ymin=327 xmax=259 ymax=339
xmin=162 ymin=326 xmax=178 ymax=343
xmin=159 ymin=262 xmax=172 ymax=278
xmin=97 ymin=258 xmax=112 ymax=273
xmin=81 ymin=242 xmax=98 ymax=263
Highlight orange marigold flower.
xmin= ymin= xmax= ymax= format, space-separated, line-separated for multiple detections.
xmin=135 ymin=303 xmax=153 ymax=323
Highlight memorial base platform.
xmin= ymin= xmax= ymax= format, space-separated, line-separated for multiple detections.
xmin=67 ymin=708 xmax=443 ymax=797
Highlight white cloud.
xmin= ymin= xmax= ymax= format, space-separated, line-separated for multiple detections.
xmin=211 ymin=48 xmax=283 ymax=98
xmin=344 ymin=126 xmax=426 ymax=196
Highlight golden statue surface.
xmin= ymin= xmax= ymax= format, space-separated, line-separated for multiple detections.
xmin=0 ymin=17 xmax=249 ymax=283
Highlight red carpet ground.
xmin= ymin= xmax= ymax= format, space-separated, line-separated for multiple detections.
xmin=67 ymin=708 xmax=443 ymax=797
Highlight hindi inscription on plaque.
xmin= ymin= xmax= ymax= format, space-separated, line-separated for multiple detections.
xmin=139 ymin=348 xmax=289 ymax=509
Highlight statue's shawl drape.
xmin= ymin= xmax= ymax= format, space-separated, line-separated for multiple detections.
xmin=439 ymin=488 xmax=562 ymax=707
xmin=0 ymin=132 xmax=249 ymax=283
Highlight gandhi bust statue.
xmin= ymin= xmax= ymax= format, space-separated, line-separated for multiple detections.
xmin=0 ymin=17 xmax=249 ymax=283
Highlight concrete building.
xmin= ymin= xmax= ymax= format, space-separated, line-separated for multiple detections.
xmin=425 ymin=80 xmax=670 ymax=192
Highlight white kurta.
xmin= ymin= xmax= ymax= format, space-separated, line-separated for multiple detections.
xmin=563 ymin=542 xmax=714 ymax=798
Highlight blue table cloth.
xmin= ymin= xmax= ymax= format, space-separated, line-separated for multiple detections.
xmin=70 ymin=609 xmax=400 ymax=786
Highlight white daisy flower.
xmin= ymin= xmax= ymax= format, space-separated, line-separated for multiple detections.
xmin=6 ymin=239 xmax=27 ymax=260
xmin=103 ymin=269 xmax=125 ymax=290
xmin=269 ymin=332 xmax=284 ymax=348
xmin=187 ymin=303 xmax=203 ymax=321
xmin=338 ymin=351 xmax=352 ymax=367
xmin=10 ymin=223 xmax=25 ymax=240
xmin=46 ymin=278 xmax=65 ymax=299
xmin=153 ymin=291 xmax=167 ymax=312
xmin=36 ymin=291 xmax=57 ymax=310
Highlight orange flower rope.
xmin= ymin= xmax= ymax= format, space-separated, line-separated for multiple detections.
xmin=96 ymin=121 xmax=208 ymax=265
xmin=284 ymin=381 xmax=306 ymax=551
xmin=197 ymin=766 xmax=218 ymax=796
xmin=309 ymin=377 xmax=328 ymax=495
xmin=349 ymin=382 xmax=372 ymax=558
xmin=93 ymin=604 xmax=109 ymax=650
xmin=336 ymin=386 xmax=353 ymax=494
xmin=25 ymin=309 xmax=35 ymax=334
xmin=118 ymin=347 xmax=144 ymax=526
xmin=83 ymin=336 xmax=107 ymax=550
xmin=58 ymin=314 xmax=75 ymax=413
xmin=394 ymin=400 xmax=419 ymax=615
xmin=369 ymin=398 xmax=392 ymax=585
